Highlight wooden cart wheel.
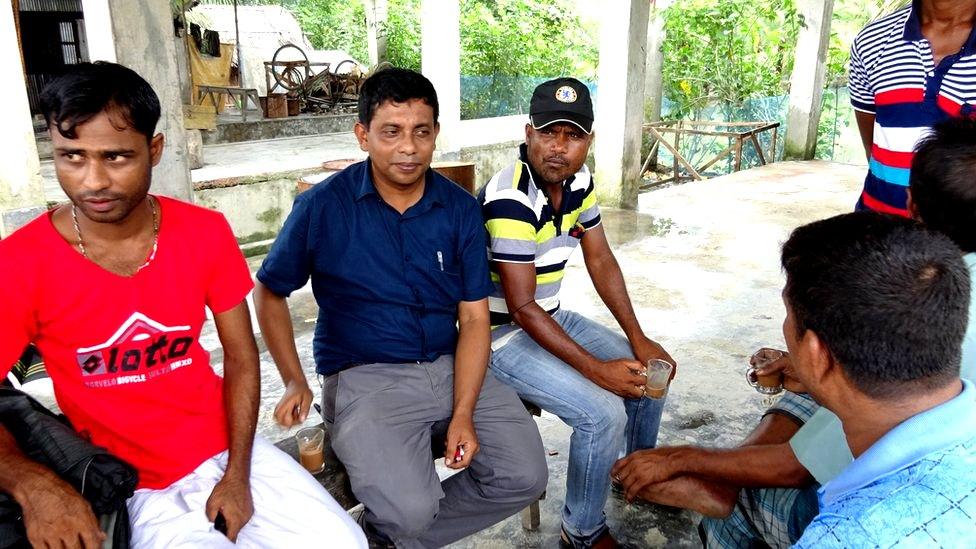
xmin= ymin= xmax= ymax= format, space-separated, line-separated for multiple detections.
xmin=270 ymin=43 xmax=310 ymax=93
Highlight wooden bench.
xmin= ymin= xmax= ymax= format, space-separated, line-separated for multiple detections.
xmin=275 ymin=401 xmax=545 ymax=531
xmin=195 ymin=85 xmax=263 ymax=122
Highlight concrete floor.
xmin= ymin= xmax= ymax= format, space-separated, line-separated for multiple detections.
xmin=30 ymin=157 xmax=865 ymax=547
xmin=238 ymin=160 xmax=864 ymax=547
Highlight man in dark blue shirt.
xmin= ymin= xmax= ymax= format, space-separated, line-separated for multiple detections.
xmin=254 ymin=68 xmax=547 ymax=548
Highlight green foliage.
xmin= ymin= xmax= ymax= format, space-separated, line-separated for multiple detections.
xmin=286 ymin=0 xmax=597 ymax=118
xmin=289 ymin=0 xmax=369 ymax=64
xmin=460 ymin=0 xmax=596 ymax=78
xmin=457 ymin=0 xmax=597 ymax=118
xmin=661 ymin=0 xmax=800 ymax=119
xmin=385 ymin=0 xmax=422 ymax=71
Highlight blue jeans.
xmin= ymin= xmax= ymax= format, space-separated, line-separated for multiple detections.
xmin=490 ymin=310 xmax=667 ymax=542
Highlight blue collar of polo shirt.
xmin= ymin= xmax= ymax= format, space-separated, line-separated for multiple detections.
xmin=902 ymin=0 xmax=924 ymax=41
xmin=818 ymin=379 xmax=976 ymax=507
xmin=354 ymin=158 xmax=446 ymax=214
xmin=902 ymin=0 xmax=976 ymax=56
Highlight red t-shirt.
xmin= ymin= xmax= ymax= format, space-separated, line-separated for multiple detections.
xmin=0 ymin=196 xmax=254 ymax=489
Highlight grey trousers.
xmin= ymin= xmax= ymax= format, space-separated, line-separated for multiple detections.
xmin=321 ymin=355 xmax=548 ymax=548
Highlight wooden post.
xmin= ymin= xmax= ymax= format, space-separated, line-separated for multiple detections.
xmin=733 ymin=138 xmax=743 ymax=172
xmin=673 ymin=122 xmax=681 ymax=182
xmin=233 ymin=0 xmax=243 ymax=87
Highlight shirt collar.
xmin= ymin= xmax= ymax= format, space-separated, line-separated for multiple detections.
xmin=819 ymin=379 xmax=976 ymax=506
xmin=902 ymin=0 xmax=976 ymax=57
xmin=354 ymin=158 xmax=446 ymax=213
xmin=902 ymin=0 xmax=924 ymax=42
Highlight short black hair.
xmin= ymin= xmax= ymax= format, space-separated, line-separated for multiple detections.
xmin=357 ymin=67 xmax=439 ymax=127
xmin=39 ymin=61 xmax=161 ymax=141
xmin=781 ymin=212 xmax=969 ymax=400
xmin=910 ymin=117 xmax=976 ymax=253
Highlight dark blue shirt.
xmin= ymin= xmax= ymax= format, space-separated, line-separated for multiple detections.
xmin=257 ymin=160 xmax=493 ymax=375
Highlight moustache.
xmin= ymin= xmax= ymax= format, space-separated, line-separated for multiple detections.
xmin=543 ymin=156 xmax=568 ymax=166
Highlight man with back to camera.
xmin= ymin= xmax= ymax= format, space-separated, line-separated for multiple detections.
xmin=612 ymin=117 xmax=976 ymax=548
xmin=254 ymin=67 xmax=548 ymax=548
xmin=0 ymin=62 xmax=365 ymax=548
xmin=850 ymin=0 xmax=976 ymax=215
xmin=617 ymin=212 xmax=976 ymax=546
xmin=784 ymin=213 xmax=975 ymax=546
xmin=477 ymin=77 xmax=676 ymax=548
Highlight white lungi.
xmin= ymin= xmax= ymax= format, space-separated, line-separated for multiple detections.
xmin=127 ymin=436 xmax=366 ymax=548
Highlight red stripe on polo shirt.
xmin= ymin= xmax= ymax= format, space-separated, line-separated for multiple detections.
xmin=861 ymin=191 xmax=909 ymax=217
xmin=875 ymin=88 xmax=925 ymax=106
xmin=871 ymin=145 xmax=914 ymax=169
xmin=937 ymin=95 xmax=962 ymax=116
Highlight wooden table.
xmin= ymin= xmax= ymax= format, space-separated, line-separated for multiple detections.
xmin=196 ymin=85 xmax=263 ymax=122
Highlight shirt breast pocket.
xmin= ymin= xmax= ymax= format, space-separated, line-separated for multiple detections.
xmin=429 ymin=253 xmax=463 ymax=302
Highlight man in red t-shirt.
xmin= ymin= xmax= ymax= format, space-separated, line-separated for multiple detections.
xmin=0 ymin=62 xmax=364 ymax=548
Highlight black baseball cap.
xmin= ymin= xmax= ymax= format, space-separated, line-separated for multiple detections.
xmin=529 ymin=77 xmax=594 ymax=134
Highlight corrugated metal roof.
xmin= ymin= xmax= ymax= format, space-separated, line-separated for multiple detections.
xmin=19 ymin=0 xmax=83 ymax=13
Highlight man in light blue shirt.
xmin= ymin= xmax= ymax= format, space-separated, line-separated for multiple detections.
xmin=791 ymin=118 xmax=976 ymax=485
xmin=781 ymin=212 xmax=976 ymax=547
xmin=613 ymin=118 xmax=976 ymax=548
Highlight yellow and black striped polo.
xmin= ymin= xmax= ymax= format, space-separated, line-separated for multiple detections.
xmin=477 ymin=144 xmax=602 ymax=330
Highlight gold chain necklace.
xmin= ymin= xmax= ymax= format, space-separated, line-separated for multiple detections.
xmin=71 ymin=195 xmax=159 ymax=274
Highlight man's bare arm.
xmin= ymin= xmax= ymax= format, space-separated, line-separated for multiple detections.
xmin=254 ymin=281 xmax=313 ymax=426
xmin=496 ymin=261 xmax=646 ymax=398
xmin=444 ymin=298 xmax=490 ymax=469
xmin=580 ymin=224 xmax=675 ymax=369
xmin=0 ymin=424 xmax=104 ymax=548
xmin=206 ymin=300 xmax=260 ymax=542
xmin=614 ymin=413 xmax=812 ymax=502
xmin=855 ymin=111 xmax=875 ymax=162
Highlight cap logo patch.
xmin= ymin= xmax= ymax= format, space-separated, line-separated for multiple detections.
xmin=555 ymin=85 xmax=578 ymax=103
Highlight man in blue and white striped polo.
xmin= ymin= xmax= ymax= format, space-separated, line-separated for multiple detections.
xmin=850 ymin=0 xmax=976 ymax=216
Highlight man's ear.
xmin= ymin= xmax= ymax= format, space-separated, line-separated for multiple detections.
xmin=524 ymin=123 xmax=533 ymax=142
xmin=800 ymin=328 xmax=835 ymax=389
xmin=906 ymin=188 xmax=921 ymax=221
xmin=149 ymin=133 xmax=165 ymax=166
xmin=354 ymin=122 xmax=369 ymax=152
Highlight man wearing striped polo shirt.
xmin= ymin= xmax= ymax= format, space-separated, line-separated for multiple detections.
xmin=478 ymin=78 xmax=675 ymax=549
xmin=850 ymin=0 xmax=976 ymax=216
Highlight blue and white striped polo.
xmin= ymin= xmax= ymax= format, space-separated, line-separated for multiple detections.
xmin=849 ymin=1 xmax=976 ymax=216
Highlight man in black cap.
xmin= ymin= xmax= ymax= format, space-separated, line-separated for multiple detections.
xmin=477 ymin=77 xmax=675 ymax=548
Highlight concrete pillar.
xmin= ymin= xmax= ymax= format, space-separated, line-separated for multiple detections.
xmin=594 ymin=0 xmax=650 ymax=209
xmin=81 ymin=0 xmax=194 ymax=201
xmin=643 ymin=5 xmax=666 ymax=168
xmin=644 ymin=8 xmax=665 ymax=123
xmin=784 ymin=0 xmax=835 ymax=160
xmin=364 ymin=0 xmax=389 ymax=67
xmin=421 ymin=0 xmax=461 ymax=155
xmin=1 ymin=1 xmax=46 ymax=238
